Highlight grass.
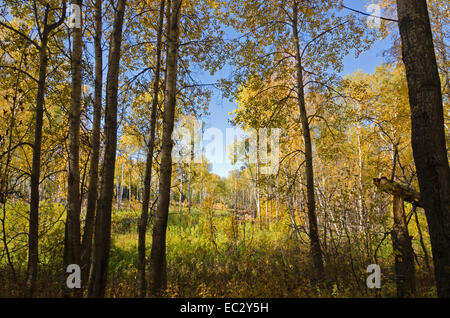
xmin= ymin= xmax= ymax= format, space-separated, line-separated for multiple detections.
xmin=109 ymin=207 xmax=314 ymax=297
xmin=0 ymin=202 xmax=437 ymax=297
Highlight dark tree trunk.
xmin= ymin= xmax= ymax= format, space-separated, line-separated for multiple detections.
xmin=65 ymin=0 xmax=83 ymax=296
xmin=26 ymin=2 xmax=66 ymax=297
xmin=292 ymin=1 xmax=324 ymax=281
xmin=87 ymin=0 xmax=126 ymax=298
xmin=179 ymin=171 xmax=183 ymax=220
xmin=188 ymin=138 xmax=194 ymax=214
xmin=148 ymin=0 xmax=182 ymax=297
xmin=275 ymin=175 xmax=279 ymax=222
xmin=137 ymin=0 xmax=165 ymax=298
xmin=117 ymin=164 xmax=123 ymax=208
xmin=391 ymin=195 xmax=416 ymax=298
xmin=26 ymin=33 xmax=48 ymax=299
xmin=396 ymin=0 xmax=450 ymax=298
xmin=82 ymin=0 xmax=103 ymax=284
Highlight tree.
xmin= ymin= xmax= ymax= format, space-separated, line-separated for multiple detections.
xmin=292 ymin=0 xmax=324 ymax=279
xmin=65 ymin=0 xmax=83 ymax=296
xmin=0 ymin=0 xmax=68 ymax=297
xmin=137 ymin=0 xmax=166 ymax=297
xmin=0 ymin=37 xmax=30 ymax=286
xmin=81 ymin=0 xmax=103 ymax=284
xmin=226 ymin=0 xmax=376 ymax=282
xmin=88 ymin=0 xmax=127 ymax=298
xmin=148 ymin=0 xmax=182 ymax=296
xmin=396 ymin=0 xmax=450 ymax=298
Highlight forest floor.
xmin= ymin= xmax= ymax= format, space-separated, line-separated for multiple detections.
xmin=108 ymin=207 xmax=437 ymax=298
xmin=0 ymin=203 xmax=437 ymax=297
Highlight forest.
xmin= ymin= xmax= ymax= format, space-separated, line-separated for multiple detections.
xmin=0 ymin=0 xmax=449 ymax=299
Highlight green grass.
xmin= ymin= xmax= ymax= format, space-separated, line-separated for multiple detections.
xmin=109 ymin=207 xmax=314 ymax=297
xmin=0 ymin=203 xmax=437 ymax=297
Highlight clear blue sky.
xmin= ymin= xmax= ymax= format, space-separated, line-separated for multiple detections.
xmin=201 ymin=0 xmax=394 ymax=178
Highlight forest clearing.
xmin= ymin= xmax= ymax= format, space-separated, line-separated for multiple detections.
xmin=0 ymin=202 xmax=438 ymax=297
xmin=0 ymin=0 xmax=449 ymax=300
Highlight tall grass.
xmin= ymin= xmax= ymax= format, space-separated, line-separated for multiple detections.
xmin=0 ymin=203 xmax=436 ymax=297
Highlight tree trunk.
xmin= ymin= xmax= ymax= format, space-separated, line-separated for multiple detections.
xmin=188 ymin=136 xmax=194 ymax=213
xmin=178 ymin=171 xmax=183 ymax=221
xmin=292 ymin=1 xmax=324 ymax=281
xmin=26 ymin=2 xmax=66 ymax=297
xmin=265 ymin=184 xmax=269 ymax=226
xmin=117 ymin=164 xmax=124 ymax=208
xmin=391 ymin=195 xmax=416 ymax=297
xmin=357 ymin=134 xmax=364 ymax=232
xmin=256 ymin=157 xmax=261 ymax=227
xmin=396 ymin=0 xmax=450 ymax=297
xmin=276 ymin=175 xmax=279 ymax=222
xmin=148 ymin=0 xmax=182 ymax=296
xmin=65 ymin=0 xmax=83 ymax=296
xmin=289 ymin=193 xmax=299 ymax=238
xmin=137 ymin=0 xmax=166 ymax=287
xmin=26 ymin=33 xmax=48 ymax=298
xmin=128 ymin=166 xmax=132 ymax=206
xmin=188 ymin=162 xmax=192 ymax=214
xmin=200 ymin=161 xmax=204 ymax=205
xmin=82 ymin=0 xmax=102 ymax=283
xmin=234 ymin=173 xmax=238 ymax=215
xmin=87 ymin=0 xmax=126 ymax=298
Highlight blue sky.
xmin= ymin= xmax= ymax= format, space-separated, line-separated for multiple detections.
xmin=201 ymin=0 xmax=394 ymax=178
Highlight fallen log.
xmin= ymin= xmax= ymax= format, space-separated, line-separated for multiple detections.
xmin=373 ymin=177 xmax=422 ymax=208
